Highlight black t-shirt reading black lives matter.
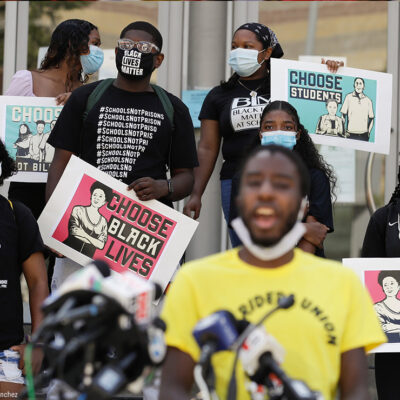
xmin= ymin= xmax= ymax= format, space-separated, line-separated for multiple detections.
xmin=0 ymin=195 xmax=45 ymax=349
xmin=48 ymin=81 xmax=198 ymax=204
xmin=199 ymin=78 xmax=270 ymax=180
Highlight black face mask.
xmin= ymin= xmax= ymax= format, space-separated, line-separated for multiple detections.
xmin=115 ymin=48 xmax=155 ymax=80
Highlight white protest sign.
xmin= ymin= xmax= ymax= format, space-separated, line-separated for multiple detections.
xmin=38 ymin=156 xmax=198 ymax=292
xmin=0 ymin=96 xmax=62 ymax=182
xmin=271 ymin=59 xmax=392 ymax=154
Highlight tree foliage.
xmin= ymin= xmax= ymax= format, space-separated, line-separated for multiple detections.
xmin=0 ymin=1 xmax=90 ymax=72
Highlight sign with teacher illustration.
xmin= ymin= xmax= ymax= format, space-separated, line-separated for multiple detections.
xmin=0 ymin=96 xmax=62 ymax=182
xmin=38 ymin=156 xmax=199 ymax=292
xmin=343 ymin=258 xmax=400 ymax=352
xmin=271 ymin=59 xmax=392 ymax=154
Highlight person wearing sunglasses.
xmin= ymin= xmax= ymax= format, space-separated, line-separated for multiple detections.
xmin=46 ymin=21 xmax=198 ymax=288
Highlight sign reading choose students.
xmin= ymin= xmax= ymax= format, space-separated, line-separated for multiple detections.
xmin=38 ymin=156 xmax=198 ymax=291
xmin=271 ymin=59 xmax=392 ymax=154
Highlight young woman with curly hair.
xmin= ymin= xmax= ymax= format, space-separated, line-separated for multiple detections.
xmin=229 ymin=100 xmax=336 ymax=257
xmin=6 ymin=19 xmax=102 ymax=220
xmin=5 ymin=19 xmax=102 ymax=289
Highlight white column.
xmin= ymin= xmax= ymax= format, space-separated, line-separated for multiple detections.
xmin=3 ymin=1 xmax=29 ymax=94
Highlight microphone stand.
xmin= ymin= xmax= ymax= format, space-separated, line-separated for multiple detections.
xmin=227 ymin=295 xmax=295 ymax=400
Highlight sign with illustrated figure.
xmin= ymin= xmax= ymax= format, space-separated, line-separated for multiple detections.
xmin=343 ymin=258 xmax=400 ymax=352
xmin=0 ymin=96 xmax=62 ymax=182
xmin=271 ymin=59 xmax=392 ymax=154
xmin=38 ymin=156 xmax=198 ymax=291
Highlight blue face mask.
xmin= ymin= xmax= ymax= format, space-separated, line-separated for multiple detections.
xmin=80 ymin=45 xmax=104 ymax=75
xmin=260 ymin=130 xmax=297 ymax=150
xmin=228 ymin=48 xmax=265 ymax=77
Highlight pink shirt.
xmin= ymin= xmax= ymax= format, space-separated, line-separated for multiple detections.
xmin=6 ymin=70 xmax=36 ymax=97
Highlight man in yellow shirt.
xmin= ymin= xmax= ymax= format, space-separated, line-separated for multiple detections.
xmin=160 ymin=145 xmax=385 ymax=400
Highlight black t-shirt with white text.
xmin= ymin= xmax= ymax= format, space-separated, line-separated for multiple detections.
xmin=48 ymin=81 xmax=198 ymax=205
xmin=0 ymin=196 xmax=45 ymax=349
xmin=199 ymin=78 xmax=270 ymax=179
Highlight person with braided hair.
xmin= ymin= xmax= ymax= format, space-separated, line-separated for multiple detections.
xmin=183 ymin=22 xmax=342 ymax=247
xmin=362 ymin=168 xmax=400 ymax=400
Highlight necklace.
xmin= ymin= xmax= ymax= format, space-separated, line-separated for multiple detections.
xmin=237 ymin=79 xmax=263 ymax=98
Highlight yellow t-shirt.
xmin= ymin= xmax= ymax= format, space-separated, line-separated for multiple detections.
xmin=162 ymin=248 xmax=386 ymax=400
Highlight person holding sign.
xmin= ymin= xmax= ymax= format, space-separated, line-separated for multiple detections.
xmin=362 ymin=172 xmax=400 ymax=400
xmin=0 ymin=140 xmax=48 ymax=397
xmin=7 ymin=19 xmax=102 ymax=221
xmin=46 ymin=21 xmax=198 ymax=288
xmin=160 ymin=145 xmax=385 ymax=400
xmin=183 ymin=22 xmax=342 ymax=247
xmin=229 ymin=101 xmax=335 ymax=257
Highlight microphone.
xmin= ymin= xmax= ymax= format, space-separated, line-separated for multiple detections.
xmin=239 ymin=324 xmax=285 ymax=377
xmin=42 ymin=260 xmax=111 ymax=312
xmin=193 ymin=310 xmax=238 ymax=366
xmin=227 ymin=294 xmax=296 ymax=400
xmin=99 ymin=270 xmax=161 ymax=326
xmin=33 ymin=259 xmax=167 ymax=398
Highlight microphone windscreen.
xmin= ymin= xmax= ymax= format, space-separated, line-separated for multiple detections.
xmin=236 ymin=319 xmax=250 ymax=334
xmin=91 ymin=260 xmax=111 ymax=277
xmin=278 ymin=294 xmax=295 ymax=309
xmin=153 ymin=316 xmax=166 ymax=332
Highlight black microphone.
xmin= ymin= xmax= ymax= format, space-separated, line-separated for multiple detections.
xmin=227 ymin=294 xmax=296 ymax=400
xmin=252 ymin=352 xmax=319 ymax=400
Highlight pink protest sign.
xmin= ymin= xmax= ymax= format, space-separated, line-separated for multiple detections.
xmin=51 ymin=174 xmax=177 ymax=279
xmin=343 ymin=258 xmax=400 ymax=352
xmin=39 ymin=156 xmax=198 ymax=290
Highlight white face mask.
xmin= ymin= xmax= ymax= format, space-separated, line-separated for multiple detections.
xmin=232 ymin=197 xmax=308 ymax=261
xmin=228 ymin=48 xmax=265 ymax=77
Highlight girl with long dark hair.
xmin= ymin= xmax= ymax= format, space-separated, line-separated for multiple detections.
xmin=6 ymin=19 xmax=102 ymax=220
xmin=229 ymin=100 xmax=336 ymax=257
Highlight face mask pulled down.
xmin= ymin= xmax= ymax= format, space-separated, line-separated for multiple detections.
xmin=116 ymin=48 xmax=155 ymax=80
xmin=231 ymin=197 xmax=308 ymax=261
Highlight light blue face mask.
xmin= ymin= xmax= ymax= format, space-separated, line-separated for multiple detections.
xmin=228 ymin=48 xmax=265 ymax=77
xmin=80 ymin=45 xmax=104 ymax=75
xmin=260 ymin=130 xmax=297 ymax=150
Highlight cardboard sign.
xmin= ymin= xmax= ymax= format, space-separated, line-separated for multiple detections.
xmin=0 ymin=96 xmax=62 ymax=182
xmin=38 ymin=156 xmax=198 ymax=291
xmin=271 ymin=59 xmax=392 ymax=154
xmin=343 ymin=258 xmax=400 ymax=352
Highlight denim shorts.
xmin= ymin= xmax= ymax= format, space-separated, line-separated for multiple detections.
xmin=0 ymin=350 xmax=23 ymax=384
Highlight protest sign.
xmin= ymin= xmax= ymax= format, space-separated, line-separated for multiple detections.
xmin=38 ymin=156 xmax=198 ymax=291
xmin=343 ymin=258 xmax=400 ymax=352
xmin=271 ymin=59 xmax=392 ymax=154
xmin=0 ymin=96 xmax=62 ymax=182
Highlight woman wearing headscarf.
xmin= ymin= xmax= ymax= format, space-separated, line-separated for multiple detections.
xmin=183 ymin=22 xmax=341 ymax=246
